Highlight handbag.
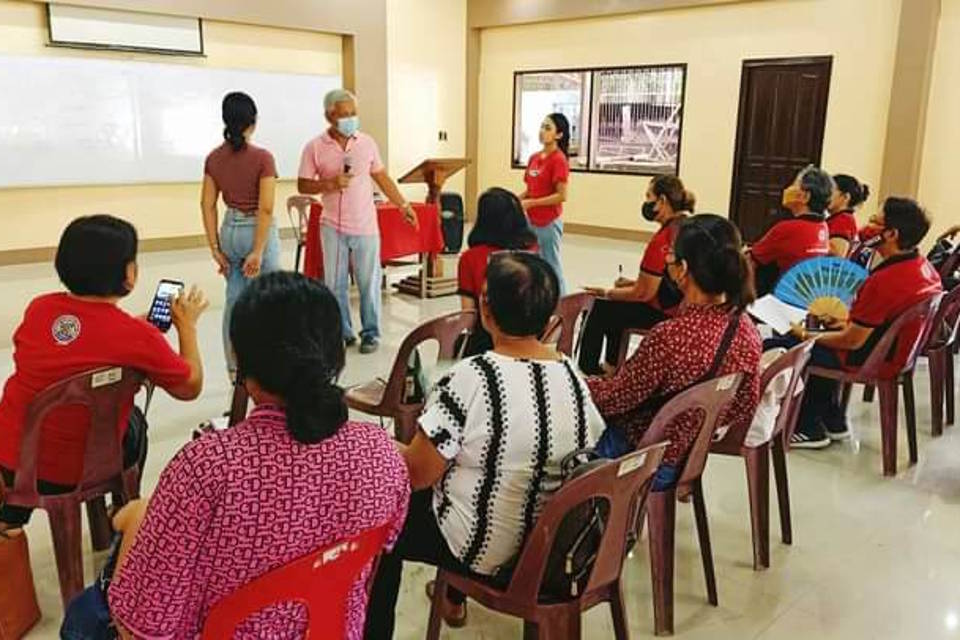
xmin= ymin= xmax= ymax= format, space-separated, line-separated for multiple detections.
xmin=0 ymin=530 xmax=41 ymax=639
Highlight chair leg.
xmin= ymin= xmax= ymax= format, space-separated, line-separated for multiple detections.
xmin=646 ymin=489 xmax=676 ymax=636
xmin=425 ymin=571 xmax=447 ymax=640
xmin=86 ymin=496 xmax=112 ymax=552
xmin=771 ymin=436 xmax=793 ymax=545
xmin=691 ymin=479 xmax=718 ymax=606
xmin=47 ymin=500 xmax=85 ymax=608
xmin=863 ymin=384 xmax=876 ymax=402
xmin=528 ymin=609 xmax=581 ymax=640
xmin=947 ymin=350 xmax=956 ymax=426
xmin=878 ymin=381 xmax=900 ymax=476
xmin=929 ymin=351 xmax=946 ymax=437
xmin=902 ymin=372 xmax=918 ymax=466
xmin=744 ymin=446 xmax=770 ymax=570
xmin=610 ymin=580 xmax=630 ymax=640
xmin=840 ymin=382 xmax=853 ymax=411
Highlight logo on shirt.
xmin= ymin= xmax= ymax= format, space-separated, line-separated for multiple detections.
xmin=52 ymin=315 xmax=81 ymax=345
xmin=528 ymin=169 xmax=541 ymax=178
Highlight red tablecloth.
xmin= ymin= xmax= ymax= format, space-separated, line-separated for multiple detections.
xmin=303 ymin=202 xmax=444 ymax=280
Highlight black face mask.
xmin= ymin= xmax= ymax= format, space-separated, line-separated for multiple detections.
xmin=641 ymin=200 xmax=658 ymax=222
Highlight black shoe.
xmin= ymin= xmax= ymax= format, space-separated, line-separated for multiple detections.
xmin=344 ymin=336 xmax=358 ymax=348
xmin=825 ymin=423 xmax=851 ymax=441
xmin=359 ymin=337 xmax=379 ymax=354
xmin=790 ymin=431 xmax=831 ymax=449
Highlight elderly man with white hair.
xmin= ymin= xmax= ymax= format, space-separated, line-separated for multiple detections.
xmin=298 ymin=88 xmax=416 ymax=354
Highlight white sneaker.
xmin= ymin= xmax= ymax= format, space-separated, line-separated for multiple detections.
xmin=790 ymin=432 xmax=831 ymax=449
xmin=826 ymin=426 xmax=851 ymax=441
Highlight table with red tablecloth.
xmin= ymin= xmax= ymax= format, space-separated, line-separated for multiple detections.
xmin=302 ymin=202 xmax=445 ymax=281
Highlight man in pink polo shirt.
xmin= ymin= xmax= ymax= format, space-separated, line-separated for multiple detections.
xmin=298 ymin=89 xmax=416 ymax=354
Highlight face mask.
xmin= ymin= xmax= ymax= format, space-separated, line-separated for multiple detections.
xmin=782 ymin=185 xmax=803 ymax=208
xmin=641 ymin=200 xmax=658 ymax=222
xmin=336 ymin=116 xmax=360 ymax=137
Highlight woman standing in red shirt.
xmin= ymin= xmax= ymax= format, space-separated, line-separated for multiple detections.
xmin=519 ymin=113 xmax=571 ymax=295
xmin=826 ymin=174 xmax=870 ymax=257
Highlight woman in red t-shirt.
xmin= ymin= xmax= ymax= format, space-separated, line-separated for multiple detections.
xmin=457 ymin=187 xmax=537 ymax=355
xmin=519 ymin=113 xmax=571 ymax=295
xmin=580 ymin=176 xmax=694 ymax=374
xmin=826 ymin=174 xmax=871 ymax=257
xmin=0 ymin=216 xmax=208 ymax=530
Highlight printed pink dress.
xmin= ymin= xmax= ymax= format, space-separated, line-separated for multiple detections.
xmin=109 ymin=405 xmax=409 ymax=639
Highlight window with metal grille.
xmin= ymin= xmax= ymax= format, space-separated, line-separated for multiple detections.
xmin=511 ymin=64 xmax=686 ymax=176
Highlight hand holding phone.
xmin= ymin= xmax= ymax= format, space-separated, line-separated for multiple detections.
xmin=147 ymin=279 xmax=185 ymax=332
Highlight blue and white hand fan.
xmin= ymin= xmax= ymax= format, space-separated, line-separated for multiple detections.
xmin=773 ymin=257 xmax=868 ymax=320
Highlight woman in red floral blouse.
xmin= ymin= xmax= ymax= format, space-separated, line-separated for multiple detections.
xmin=587 ymin=214 xmax=762 ymax=489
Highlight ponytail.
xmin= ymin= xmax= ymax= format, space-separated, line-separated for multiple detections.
xmin=673 ymin=214 xmax=755 ymax=311
xmin=547 ymin=112 xmax=571 ymax=158
xmin=222 ymin=91 xmax=257 ymax=153
xmin=284 ymin=356 xmax=348 ymax=444
xmin=833 ymin=174 xmax=870 ymax=208
xmin=652 ymin=175 xmax=695 ymax=213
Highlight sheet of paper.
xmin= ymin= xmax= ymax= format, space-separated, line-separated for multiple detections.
xmin=748 ymin=294 xmax=807 ymax=334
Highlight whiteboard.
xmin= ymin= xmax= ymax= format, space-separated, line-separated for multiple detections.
xmin=0 ymin=54 xmax=340 ymax=187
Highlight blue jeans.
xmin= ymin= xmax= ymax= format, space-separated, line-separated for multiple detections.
xmin=595 ymin=425 xmax=679 ymax=491
xmin=321 ymin=225 xmax=381 ymax=342
xmin=532 ymin=218 xmax=566 ymax=296
xmin=221 ymin=209 xmax=281 ymax=374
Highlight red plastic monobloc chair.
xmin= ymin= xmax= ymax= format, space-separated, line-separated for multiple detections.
xmin=809 ymin=294 xmax=941 ymax=476
xmin=286 ymin=195 xmax=316 ymax=273
xmin=541 ymin=292 xmax=596 ymax=358
xmin=2 ymin=367 xmax=145 ymax=607
xmin=201 ymin=522 xmax=392 ymax=639
xmin=635 ymin=373 xmax=743 ymax=636
xmin=426 ymin=443 xmax=667 ymax=640
xmin=923 ymin=287 xmax=960 ymax=436
xmin=345 ymin=310 xmax=476 ymax=443
xmin=711 ymin=341 xmax=814 ymax=570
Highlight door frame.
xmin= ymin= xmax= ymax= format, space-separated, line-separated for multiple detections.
xmin=728 ymin=55 xmax=834 ymax=227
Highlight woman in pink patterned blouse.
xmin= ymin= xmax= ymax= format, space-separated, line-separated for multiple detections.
xmin=587 ymin=214 xmax=762 ymax=490
xmin=105 ymin=272 xmax=409 ymax=638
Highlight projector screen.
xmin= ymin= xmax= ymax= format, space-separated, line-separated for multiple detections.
xmin=48 ymin=4 xmax=203 ymax=55
xmin=0 ymin=54 xmax=340 ymax=187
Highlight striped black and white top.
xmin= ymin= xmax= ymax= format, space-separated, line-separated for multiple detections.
xmin=418 ymin=351 xmax=605 ymax=575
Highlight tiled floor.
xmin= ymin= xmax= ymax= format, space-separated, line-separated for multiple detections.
xmin=8 ymin=233 xmax=960 ymax=639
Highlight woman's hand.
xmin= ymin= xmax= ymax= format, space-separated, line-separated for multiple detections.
xmin=614 ymin=277 xmax=634 ymax=288
xmin=788 ymin=321 xmax=808 ymax=341
xmin=211 ymin=248 xmax=230 ymax=276
xmin=242 ymin=251 xmax=263 ymax=278
xmin=584 ymin=286 xmax=608 ymax=298
xmin=520 ymin=199 xmax=533 ymax=211
xmin=171 ymin=286 xmax=209 ymax=331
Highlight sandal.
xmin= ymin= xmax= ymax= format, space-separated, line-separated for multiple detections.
xmin=425 ymin=580 xmax=468 ymax=628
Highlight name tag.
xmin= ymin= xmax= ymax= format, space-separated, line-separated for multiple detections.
xmin=617 ymin=451 xmax=647 ymax=477
xmin=91 ymin=367 xmax=123 ymax=389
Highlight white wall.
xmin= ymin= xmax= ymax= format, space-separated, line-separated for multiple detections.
xmin=386 ymin=0 xmax=467 ymax=200
xmin=477 ymin=0 xmax=902 ymax=233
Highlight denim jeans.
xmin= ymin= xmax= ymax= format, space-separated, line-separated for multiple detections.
xmin=220 ymin=209 xmax=281 ymax=373
xmin=531 ymin=218 xmax=566 ymax=296
xmin=321 ymin=225 xmax=381 ymax=342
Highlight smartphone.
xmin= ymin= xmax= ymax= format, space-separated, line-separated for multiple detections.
xmin=147 ymin=279 xmax=184 ymax=333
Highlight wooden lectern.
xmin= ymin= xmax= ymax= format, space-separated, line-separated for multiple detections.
xmin=396 ymin=158 xmax=470 ymax=298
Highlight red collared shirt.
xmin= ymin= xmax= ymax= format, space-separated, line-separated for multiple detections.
xmin=751 ymin=213 xmax=830 ymax=272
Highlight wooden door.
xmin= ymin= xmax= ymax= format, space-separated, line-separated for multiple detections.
xmin=729 ymin=57 xmax=832 ymax=242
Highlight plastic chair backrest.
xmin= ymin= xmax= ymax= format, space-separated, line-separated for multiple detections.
xmin=541 ymin=293 xmax=595 ymax=357
xmin=381 ymin=310 xmax=477 ymax=410
xmin=286 ymin=195 xmax=316 ymax=243
xmin=925 ymin=286 xmax=960 ymax=351
xmin=498 ymin=442 xmax=666 ymax=606
xmin=856 ymin=294 xmax=942 ymax=378
xmin=939 ymin=242 xmax=960 ymax=280
xmin=635 ymin=373 xmax=743 ymax=488
xmin=5 ymin=367 xmax=144 ymax=506
xmin=201 ymin=522 xmax=392 ymax=639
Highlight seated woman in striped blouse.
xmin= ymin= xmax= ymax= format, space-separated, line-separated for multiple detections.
xmin=587 ymin=214 xmax=762 ymax=491
xmin=366 ymin=252 xmax=606 ymax=637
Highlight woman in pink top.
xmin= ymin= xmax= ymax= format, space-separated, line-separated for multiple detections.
xmin=101 ymin=273 xmax=409 ymax=638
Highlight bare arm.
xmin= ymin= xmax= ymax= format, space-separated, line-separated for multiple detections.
xmin=521 ymin=181 xmax=567 ymax=210
xmin=791 ymin=321 xmax=873 ymax=351
xmin=401 ymin=430 xmax=448 ymax=491
xmin=298 ymin=175 xmax=350 ymax=196
xmin=200 ymin=176 xmax=228 ymax=274
xmin=164 ymin=287 xmax=208 ymax=400
xmin=829 ymin=237 xmax=851 ymax=258
xmin=372 ymin=170 xmax=417 ymax=227
xmin=610 ymin=272 xmax=661 ymax=303
xmin=460 ymin=296 xmax=477 ymax=311
xmin=242 ymin=176 xmax=275 ymax=277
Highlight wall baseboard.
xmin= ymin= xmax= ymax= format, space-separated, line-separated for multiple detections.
xmin=564 ymin=223 xmax=653 ymax=243
xmin=0 ymin=228 xmax=298 ymax=267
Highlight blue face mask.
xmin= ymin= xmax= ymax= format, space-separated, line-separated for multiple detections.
xmin=336 ymin=116 xmax=360 ymax=137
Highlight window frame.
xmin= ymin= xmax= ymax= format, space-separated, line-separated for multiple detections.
xmin=510 ymin=63 xmax=688 ymax=177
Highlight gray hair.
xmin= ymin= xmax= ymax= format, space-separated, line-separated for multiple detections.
xmin=796 ymin=165 xmax=835 ymax=213
xmin=324 ymin=89 xmax=357 ymax=113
